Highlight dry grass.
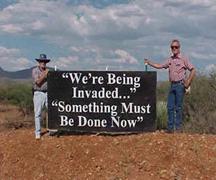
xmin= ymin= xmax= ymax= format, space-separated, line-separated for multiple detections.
xmin=0 ymin=103 xmax=34 ymax=131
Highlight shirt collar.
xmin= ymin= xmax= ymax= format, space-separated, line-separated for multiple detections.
xmin=171 ymin=53 xmax=181 ymax=59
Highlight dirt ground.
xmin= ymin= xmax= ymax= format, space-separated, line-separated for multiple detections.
xmin=0 ymin=103 xmax=216 ymax=179
xmin=0 ymin=128 xmax=216 ymax=180
xmin=0 ymin=103 xmax=36 ymax=130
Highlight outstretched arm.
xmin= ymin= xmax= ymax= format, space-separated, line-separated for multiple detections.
xmin=144 ymin=59 xmax=164 ymax=69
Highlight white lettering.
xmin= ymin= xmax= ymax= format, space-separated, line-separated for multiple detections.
xmin=121 ymin=103 xmax=151 ymax=114
xmin=78 ymin=116 xmax=107 ymax=127
xmin=107 ymin=73 xmax=140 ymax=88
xmin=72 ymin=87 xmax=119 ymax=99
xmin=111 ymin=116 xmax=137 ymax=128
xmin=60 ymin=115 xmax=74 ymax=126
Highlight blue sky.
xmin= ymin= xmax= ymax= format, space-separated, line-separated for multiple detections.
xmin=0 ymin=0 xmax=216 ymax=80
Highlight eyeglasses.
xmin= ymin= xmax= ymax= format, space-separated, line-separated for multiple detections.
xmin=171 ymin=46 xmax=179 ymax=49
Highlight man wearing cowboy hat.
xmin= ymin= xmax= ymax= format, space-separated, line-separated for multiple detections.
xmin=32 ymin=54 xmax=50 ymax=139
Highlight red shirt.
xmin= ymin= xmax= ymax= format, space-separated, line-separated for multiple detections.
xmin=162 ymin=54 xmax=194 ymax=82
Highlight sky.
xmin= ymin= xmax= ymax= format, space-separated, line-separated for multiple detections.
xmin=0 ymin=0 xmax=216 ymax=80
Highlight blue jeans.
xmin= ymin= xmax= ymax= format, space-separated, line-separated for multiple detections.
xmin=167 ymin=82 xmax=185 ymax=130
xmin=33 ymin=91 xmax=47 ymax=136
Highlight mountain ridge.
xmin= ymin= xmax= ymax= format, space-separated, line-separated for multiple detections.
xmin=0 ymin=66 xmax=34 ymax=79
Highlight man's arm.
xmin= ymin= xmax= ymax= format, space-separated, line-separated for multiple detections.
xmin=184 ymin=68 xmax=196 ymax=88
xmin=144 ymin=59 xmax=164 ymax=69
xmin=35 ymin=69 xmax=49 ymax=87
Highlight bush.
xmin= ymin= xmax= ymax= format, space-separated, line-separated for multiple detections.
xmin=157 ymin=73 xmax=216 ymax=134
xmin=157 ymin=81 xmax=170 ymax=102
xmin=183 ymin=72 xmax=216 ymax=134
xmin=1 ymin=73 xmax=216 ymax=134
xmin=0 ymin=83 xmax=33 ymax=116
xmin=156 ymin=101 xmax=167 ymax=130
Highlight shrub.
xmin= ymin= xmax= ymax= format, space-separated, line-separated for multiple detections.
xmin=0 ymin=83 xmax=33 ymax=116
xmin=183 ymin=72 xmax=216 ymax=134
xmin=157 ymin=72 xmax=216 ymax=134
xmin=156 ymin=101 xmax=167 ymax=129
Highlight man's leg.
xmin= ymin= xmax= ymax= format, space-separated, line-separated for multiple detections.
xmin=33 ymin=92 xmax=44 ymax=138
xmin=167 ymin=85 xmax=175 ymax=132
xmin=44 ymin=92 xmax=57 ymax=136
xmin=44 ymin=92 xmax=48 ymax=129
xmin=175 ymin=83 xmax=185 ymax=130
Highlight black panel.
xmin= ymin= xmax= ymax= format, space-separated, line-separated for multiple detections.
xmin=48 ymin=71 xmax=156 ymax=133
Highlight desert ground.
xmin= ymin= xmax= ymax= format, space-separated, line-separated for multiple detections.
xmin=0 ymin=104 xmax=216 ymax=179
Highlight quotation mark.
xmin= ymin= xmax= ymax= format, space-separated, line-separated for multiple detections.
xmin=137 ymin=116 xmax=143 ymax=122
xmin=130 ymin=87 xmax=137 ymax=93
xmin=62 ymin=73 xmax=69 ymax=78
xmin=52 ymin=100 xmax=58 ymax=107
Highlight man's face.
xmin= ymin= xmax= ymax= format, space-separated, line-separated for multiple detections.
xmin=38 ymin=61 xmax=46 ymax=69
xmin=170 ymin=42 xmax=180 ymax=55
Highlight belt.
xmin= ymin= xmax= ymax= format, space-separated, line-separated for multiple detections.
xmin=34 ymin=90 xmax=47 ymax=93
xmin=171 ymin=80 xmax=183 ymax=84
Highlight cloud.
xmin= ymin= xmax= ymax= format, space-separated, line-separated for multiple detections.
xmin=0 ymin=46 xmax=34 ymax=71
xmin=115 ymin=49 xmax=138 ymax=64
xmin=0 ymin=46 xmax=19 ymax=55
xmin=69 ymin=46 xmax=97 ymax=53
xmin=49 ymin=56 xmax=79 ymax=70
xmin=205 ymin=64 xmax=216 ymax=74
xmin=1 ymin=24 xmax=23 ymax=33
xmin=0 ymin=0 xmax=216 ymax=75
xmin=0 ymin=1 xmax=150 ymax=40
xmin=65 ymin=0 xmax=131 ymax=8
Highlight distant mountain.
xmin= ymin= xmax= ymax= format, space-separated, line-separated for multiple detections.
xmin=0 ymin=67 xmax=34 ymax=79
xmin=0 ymin=66 xmax=56 ymax=80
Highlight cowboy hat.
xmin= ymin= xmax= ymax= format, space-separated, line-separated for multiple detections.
xmin=35 ymin=54 xmax=50 ymax=63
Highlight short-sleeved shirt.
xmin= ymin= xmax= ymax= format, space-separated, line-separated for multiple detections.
xmin=32 ymin=66 xmax=47 ymax=91
xmin=161 ymin=54 xmax=194 ymax=82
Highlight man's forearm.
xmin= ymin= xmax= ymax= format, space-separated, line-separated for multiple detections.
xmin=187 ymin=68 xmax=196 ymax=85
xmin=147 ymin=60 xmax=163 ymax=69
xmin=36 ymin=71 xmax=47 ymax=86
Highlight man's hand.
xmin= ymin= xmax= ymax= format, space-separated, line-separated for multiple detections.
xmin=42 ymin=69 xmax=49 ymax=78
xmin=183 ymin=79 xmax=190 ymax=88
xmin=143 ymin=59 xmax=163 ymax=69
xmin=45 ymin=69 xmax=49 ymax=76
xmin=144 ymin=59 xmax=149 ymax=65
xmin=185 ymin=86 xmax=191 ymax=95
xmin=36 ymin=69 xmax=49 ymax=86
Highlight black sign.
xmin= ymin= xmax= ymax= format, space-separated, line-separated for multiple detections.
xmin=48 ymin=71 xmax=156 ymax=133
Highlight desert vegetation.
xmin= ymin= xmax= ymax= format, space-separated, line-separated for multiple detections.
xmin=0 ymin=81 xmax=34 ymax=129
xmin=0 ymin=83 xmax=33 ymax=116
xmin=0 ymin=72 xmax=216 ymax=134
xmin=157 ymin=72 xmax=216 ymax=134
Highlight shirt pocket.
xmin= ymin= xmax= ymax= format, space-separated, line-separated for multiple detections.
xmin=175 ymin=61 xmax=185 ymax=72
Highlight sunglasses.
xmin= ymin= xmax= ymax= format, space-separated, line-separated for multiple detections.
xmin=171 ymin=46 xmax=179 ymax=49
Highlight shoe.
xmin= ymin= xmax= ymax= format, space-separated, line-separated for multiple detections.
xmin=48 ymin=129 xmax=58 ymax=136
xmin=165 ymin=129 xmax=174 ymax=134
xmin=35 ymin=134 xmax=41 ymax=140
xmin=175 ymin=129 xmax=182 ymax=133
